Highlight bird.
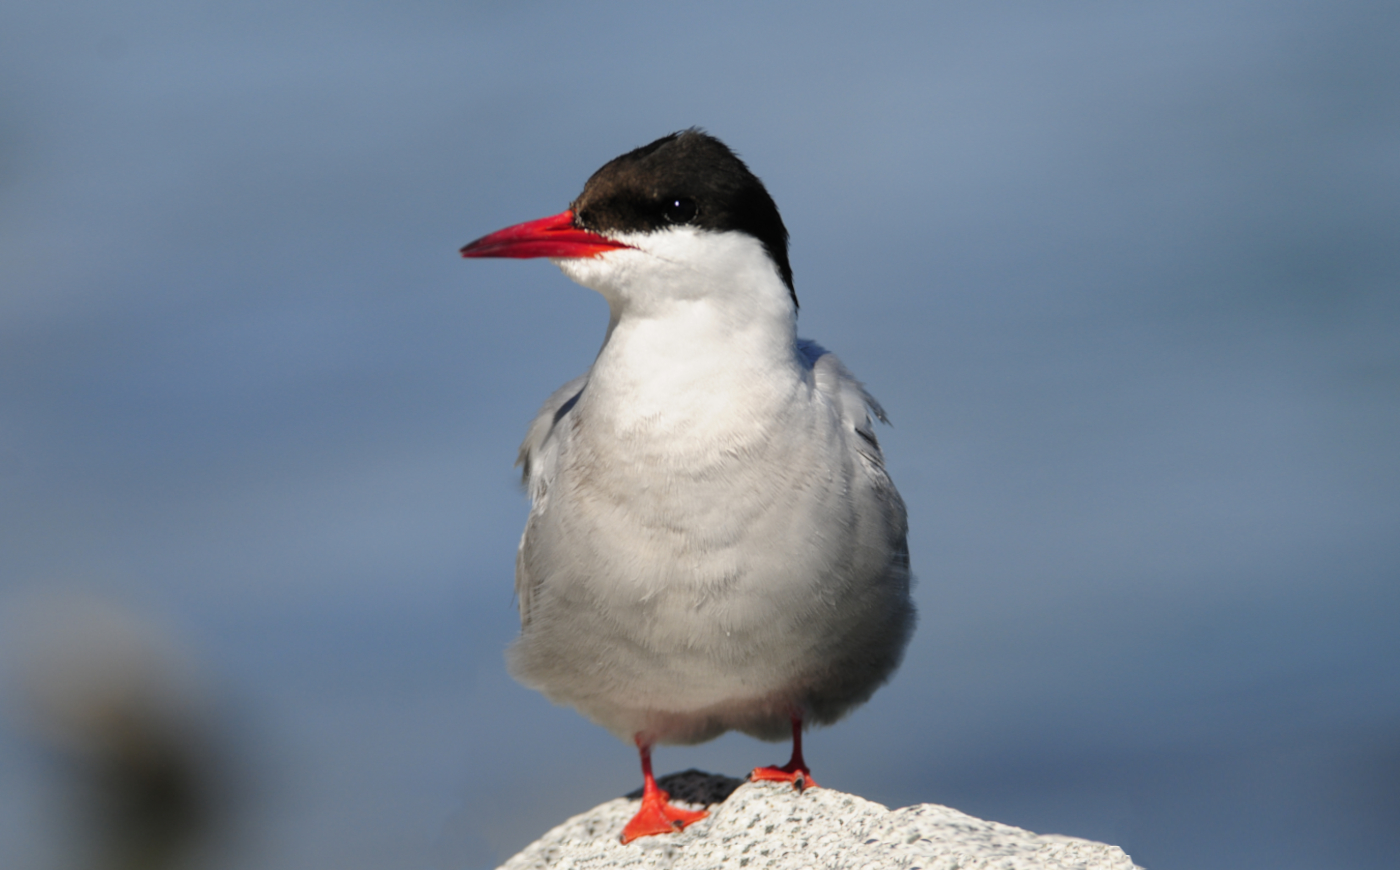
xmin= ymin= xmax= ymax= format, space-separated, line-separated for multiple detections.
xmin=461 ymin=129 xmax=915 ymax=844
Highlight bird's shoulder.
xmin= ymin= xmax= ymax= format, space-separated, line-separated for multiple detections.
xmin=516 ymin=373 xmax=588 ymax=500
xmin=797 ymin=338 xmax=891 ymax=466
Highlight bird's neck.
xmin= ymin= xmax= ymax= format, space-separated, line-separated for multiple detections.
xmin=583 ymin=298 xmax=803 ymax=439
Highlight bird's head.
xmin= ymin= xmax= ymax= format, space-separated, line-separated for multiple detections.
xmin=461 ymin=129 xmax=796 ymax=316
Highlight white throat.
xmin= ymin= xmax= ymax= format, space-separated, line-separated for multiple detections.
xmin=554 ymin=228 xmax=803 ymax=438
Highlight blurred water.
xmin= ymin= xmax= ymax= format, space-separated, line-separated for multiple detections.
xmin=1 ymin=2 xmax=1397 ymax=868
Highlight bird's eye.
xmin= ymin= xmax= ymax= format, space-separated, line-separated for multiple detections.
xmin=661 ymin=198 xmax=697 ymax=224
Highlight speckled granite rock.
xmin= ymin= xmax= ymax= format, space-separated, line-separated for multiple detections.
xmin=498 ymin=770 xmax=1141 ymax=870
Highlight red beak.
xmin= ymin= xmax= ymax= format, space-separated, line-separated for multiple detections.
xmin=459 ymin=210 xmax=632 ymax=259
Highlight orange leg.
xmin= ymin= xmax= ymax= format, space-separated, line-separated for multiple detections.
xmin=750 ymin=716 xmax=819 ymax=791
xmin=620 ymin=740 xmax=708 ymax=844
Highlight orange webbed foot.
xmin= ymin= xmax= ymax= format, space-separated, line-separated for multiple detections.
xmin=750 ymin=715 xmax=819 ymax=791
xmin=750 ymin=761 xmax=819 ymax=791
xmin=620 ymin=786 xmax=708 ymax=843
xmin=621 ymin=740 xmax=709 ymax=843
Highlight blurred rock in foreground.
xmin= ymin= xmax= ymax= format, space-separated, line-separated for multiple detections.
xmin=499 ymin=769 xmax=1141 ymax=870
xmin=4 ymin=593 xmax=227 ymax=870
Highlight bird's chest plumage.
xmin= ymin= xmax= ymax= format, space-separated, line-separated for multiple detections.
xmin=549 ymin=370 xmax=841 ymax=601
xmin=517 ymin=381 xmax=861 ymax=722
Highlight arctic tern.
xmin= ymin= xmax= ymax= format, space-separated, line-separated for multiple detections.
xmin=461 ymin=129 xmax=914 ymax=843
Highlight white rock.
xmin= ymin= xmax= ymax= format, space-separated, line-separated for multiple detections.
xmin=497 ymin=770 xmax=1142 ymax=870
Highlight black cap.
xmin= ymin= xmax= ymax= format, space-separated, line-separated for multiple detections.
xmin=570 ymin=129 xmax=796 ymax=306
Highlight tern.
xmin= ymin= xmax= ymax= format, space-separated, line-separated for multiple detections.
xmin=461 ymin=129 xmax=915 ymax=843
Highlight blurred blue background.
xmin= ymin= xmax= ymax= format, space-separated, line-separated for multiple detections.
xmin=1 ymin=1 xmax=1397 ymax=868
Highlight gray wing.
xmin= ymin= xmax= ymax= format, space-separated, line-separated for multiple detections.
xmin=798 ymin=338 xmax=891 ymax=468
xmin=514 ymin=374 xmax=587 ymax=628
